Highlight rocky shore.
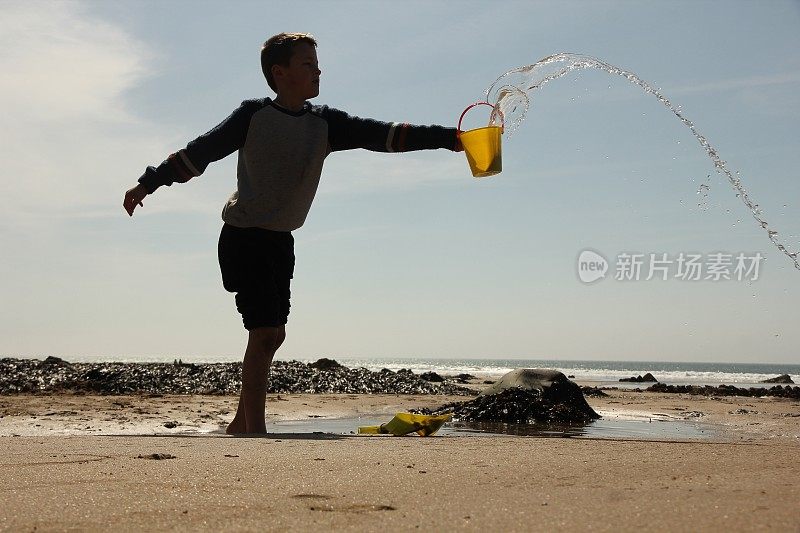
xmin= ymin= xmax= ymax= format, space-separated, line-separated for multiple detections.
xmin=0 ymin=357 xmax=475 ymax=396
xmin=647 ymin=382 xmax=800 ymax=399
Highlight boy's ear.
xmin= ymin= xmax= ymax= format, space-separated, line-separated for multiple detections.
xmin=271 ymin=64 xmax=285 ymax=82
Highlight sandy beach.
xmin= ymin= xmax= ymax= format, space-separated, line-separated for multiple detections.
xmin=1 ymin=389 xmax=798 ymax=532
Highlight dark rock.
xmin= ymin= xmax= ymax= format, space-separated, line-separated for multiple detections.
xmin=481 ymin=369 xmax=575 ymax=395
xmin=620 ymin=373 xmax=658 ymax=383
xmin=482 ymin=380 xmax=495 ymax=385
xmin=138 ymin=453 xmax=176 ymax=460
xmin=163 ymin=421 xmax=178 ymax=429
xmin=567 ymin=375 xmax=575 ymax=378
xmin=43 ymin=356 xmax=70 ymax=366
xmin=454 ymin=373 xmax=475 ymax=381
xmin=760 ymin=374 xmax=794 ymax=384
xmin=420 ymin=371 xmax=444 ymax=382
xmin=308 ymin=358 xmax=342 ymax=371
xmin=581 ymin=386 xmax=608 ymax=397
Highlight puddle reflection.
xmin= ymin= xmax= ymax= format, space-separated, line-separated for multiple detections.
xmin=255 ymin=415 xmax=716 ymax=440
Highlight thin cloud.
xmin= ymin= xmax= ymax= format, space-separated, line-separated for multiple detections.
xmin=669 ymin=72 xmax=800 ymax=96
xmin=0 ymin=2 xmax=152 ymax=123
xmin=0 ymin=3 xmax=174 ymax=225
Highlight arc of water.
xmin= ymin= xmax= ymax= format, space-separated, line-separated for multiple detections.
xmin=484 ymin=53 xmax=798 ymax=271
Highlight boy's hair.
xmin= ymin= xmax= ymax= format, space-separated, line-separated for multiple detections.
xmin=261 ymin=33 xmax=318 ymax=92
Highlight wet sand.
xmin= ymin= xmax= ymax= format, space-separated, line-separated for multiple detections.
xmin=1 ymin=390 xmax=798 ymax=531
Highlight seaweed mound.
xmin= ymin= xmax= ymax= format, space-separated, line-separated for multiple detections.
xmin=420 ymin=369 xmax=600 ymax=424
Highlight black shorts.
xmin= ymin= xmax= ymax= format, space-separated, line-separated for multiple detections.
xmin=217 ymin=223 xmax=295 ymax=330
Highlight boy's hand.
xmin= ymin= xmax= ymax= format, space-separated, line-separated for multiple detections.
xmin=123 ymin=184 xmax=148 ymax=216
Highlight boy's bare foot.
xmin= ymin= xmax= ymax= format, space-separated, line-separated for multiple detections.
xmin=226 ymin=419 xmax=246 ymax=435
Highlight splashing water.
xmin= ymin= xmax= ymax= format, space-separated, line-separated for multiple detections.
xmin=697 ymin=175 xmax=711 ymax=211
xmin=485 ymin=53 xmax=799 ymax=271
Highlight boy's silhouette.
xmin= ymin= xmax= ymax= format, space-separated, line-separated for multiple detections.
xmin=124 ymin=33 xmax=462 ymax=434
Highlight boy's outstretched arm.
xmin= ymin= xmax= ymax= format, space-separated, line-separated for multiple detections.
xmin=123 ymin=184 xmax=148 ymax=217
xmin=320 ymin=106 xmax=463 ymax=154
xmin=123 ymin=100 xmax=261 ymax=217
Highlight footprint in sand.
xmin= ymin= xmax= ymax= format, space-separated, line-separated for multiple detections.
xmin=297 ymin=495 xmax=396 ymax=513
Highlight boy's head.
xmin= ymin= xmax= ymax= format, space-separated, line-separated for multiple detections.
xmin=261 ymin=33 xmax=319 ymax=98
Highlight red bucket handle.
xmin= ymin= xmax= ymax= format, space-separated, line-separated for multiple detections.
xmin=457 ymin=102 xmax=505 ymax=136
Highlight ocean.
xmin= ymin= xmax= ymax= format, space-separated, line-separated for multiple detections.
xmin=331 ymin=358 xmax=799 ymax=387
xmin=28 ymin=355 xmax=798 ymax=387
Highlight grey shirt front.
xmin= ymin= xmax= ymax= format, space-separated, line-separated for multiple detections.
xmin=139 ymin=98 xmax=458 ymax=231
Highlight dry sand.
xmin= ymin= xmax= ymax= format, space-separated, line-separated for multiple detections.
xmin=1 ymin=390 xmax=798 ymax=531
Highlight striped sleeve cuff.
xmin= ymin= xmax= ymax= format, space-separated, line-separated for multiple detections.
xmin=387 ymin=124 xmax=458 ymax=152
xmin=386 ymin=123 xmax=410 ymax=152
xmin=138 ymin=149 xmax=202 ymax=193
xmin=168 ymin=150 xmax=201 ymax=183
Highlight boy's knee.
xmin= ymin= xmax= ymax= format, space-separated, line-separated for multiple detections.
xmin=249 ymin=326 xmax=281 ymax=352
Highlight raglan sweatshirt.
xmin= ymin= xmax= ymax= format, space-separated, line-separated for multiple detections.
xmin=138 ymin=98 xmax=459 ymax=231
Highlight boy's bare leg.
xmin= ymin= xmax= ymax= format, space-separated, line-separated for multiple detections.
xmin=227 ymin=396 xmax=246 ymax=434
xmin=227 ymin=325 xmax=286 ymax=434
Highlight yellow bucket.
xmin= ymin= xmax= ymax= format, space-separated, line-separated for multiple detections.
xmin=458 ymin=102 xmax=504 ymax=178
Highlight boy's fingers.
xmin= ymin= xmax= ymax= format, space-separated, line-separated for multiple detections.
xmin=124 ymin=197 xmax=134 ymax=216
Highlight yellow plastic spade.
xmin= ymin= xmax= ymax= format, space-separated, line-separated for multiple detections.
xmin=358 ymin=413 xmax=452 ymax=437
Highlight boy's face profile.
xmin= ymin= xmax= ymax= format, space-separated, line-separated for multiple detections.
xmin=273 ymin=42 xmax=321 ymax=101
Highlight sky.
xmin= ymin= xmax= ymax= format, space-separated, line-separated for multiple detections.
xmin=1 ymin=0 xmax=798 ymax=364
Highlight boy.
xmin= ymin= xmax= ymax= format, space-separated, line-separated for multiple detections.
xmin=123 ymin=33 xmax=462 ymax=434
